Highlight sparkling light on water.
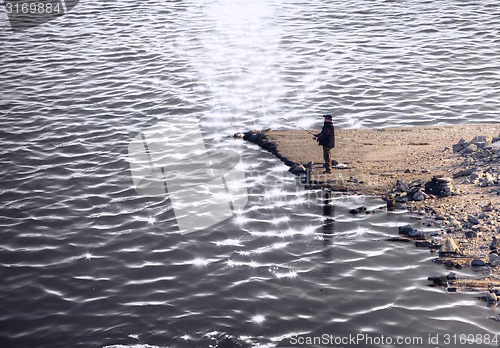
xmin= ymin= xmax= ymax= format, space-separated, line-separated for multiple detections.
xmin=214 ymin=238 xmax=244 ymax=247
xmin=233 ymin=214 xmax=251 ymax=226
xmin=275 ymin=270 xmax=298 ymax=279
xmin=191 ymin=258 xmax=210 ymax=267
xmin=251 ymin=314 xmax=266 ymax=324
xmin=271 ymin=216 xmax=291 ymax=225
xmin=180 ymin=335 xmax=191 ymax=341
xmin=181 ymin=0 xmax=287 ymax=127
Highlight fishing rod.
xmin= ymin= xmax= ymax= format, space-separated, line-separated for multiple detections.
xmin=261 ymin=108 xmax=317 ymax=136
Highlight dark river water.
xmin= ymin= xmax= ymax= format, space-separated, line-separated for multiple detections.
xmin=1 ymin=1 xmax=500 ymax=347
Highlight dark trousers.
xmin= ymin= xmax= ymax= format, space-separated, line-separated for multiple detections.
xmin=323 ymin=146 xmax=333 ymax=172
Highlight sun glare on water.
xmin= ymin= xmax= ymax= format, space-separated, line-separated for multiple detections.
xmin=192 ymin=258 xmax=210 ymax=267
xmin=251 ymin=314 xmax=266 ymax=324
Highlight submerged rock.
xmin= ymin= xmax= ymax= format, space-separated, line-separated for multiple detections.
xmin=428 ymin=276 xmax=448 ymax=287
xmin=487 ymin=292 xmax=498 ymax=303
xmin=446 ymin=272 xmax=457 ymax=281
xmin=349 ymin=206 xmax=367 ymax=215
xmin=399 ymin=224 xmax=415 ymax=236
xmin=289 ymin=164 xmax=306 ymax=175
xmin=386 ymin=198 xmax=397 ymax=211
xmin=415 ymin=241 xmax=432 ymax=247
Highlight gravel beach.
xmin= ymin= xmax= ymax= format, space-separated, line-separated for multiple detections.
xmin=240 ymin=124 xmax=500 ymax=292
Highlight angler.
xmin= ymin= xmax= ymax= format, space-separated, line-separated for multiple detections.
xmin=314 ymin=114 xmax=335 ymax=174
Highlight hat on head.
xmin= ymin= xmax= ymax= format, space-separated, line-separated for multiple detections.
xmin=323 ymin=114 xmax=332 ymax=120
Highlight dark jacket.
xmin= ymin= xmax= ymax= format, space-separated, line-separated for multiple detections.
xmin=317 ymin=125 xmax=335 ymax=148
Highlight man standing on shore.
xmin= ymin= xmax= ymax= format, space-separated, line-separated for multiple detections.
xmin=315 ymin=114 xmax=335 ymax=174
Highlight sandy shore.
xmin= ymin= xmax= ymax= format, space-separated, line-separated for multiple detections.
xmin=238 ymin=124 xmax=500 ymax=294
xmin=247 ymin=125 xmax=498 ymax=194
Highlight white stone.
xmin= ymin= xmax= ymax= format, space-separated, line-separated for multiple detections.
xmin=439 ymin=237 xmax=460 ymax=253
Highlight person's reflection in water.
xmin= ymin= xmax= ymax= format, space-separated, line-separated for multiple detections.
xmin=321 ymin=189 xmax=335 ymax=275
xmin=322 ymin=189 xmax=335 ymax=243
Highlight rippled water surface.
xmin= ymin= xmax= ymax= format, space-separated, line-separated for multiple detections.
xmin=1 ymin=0 xmax=500 ymax=347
